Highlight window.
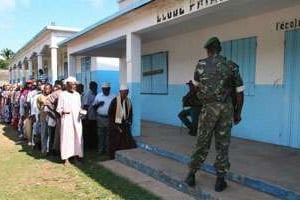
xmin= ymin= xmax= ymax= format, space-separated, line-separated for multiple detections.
xmin=141 ymin=52 xmax=168 ymax=94
xmin=221 ymin=37 xmax=257 ymax=96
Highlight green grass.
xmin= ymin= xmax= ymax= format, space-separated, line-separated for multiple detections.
xmin=0 ymin=125 xmax=161 ymax=200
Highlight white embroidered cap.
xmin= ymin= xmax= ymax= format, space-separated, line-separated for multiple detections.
xmin=65 ymin=76 xmax=77 ymax=83
xmin=102 ymin=82 xmax=111 ymax=88
xmin=120 ymin=84 xmax=129 ymax=91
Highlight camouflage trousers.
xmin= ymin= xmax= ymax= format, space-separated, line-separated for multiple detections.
xmin=189 ymin=102 xmax=233 ymax=177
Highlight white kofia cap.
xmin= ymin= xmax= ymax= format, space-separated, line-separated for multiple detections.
xmin=120 ymin=84 xmax=129 ymax=90
xmin=102 ymin=82 xmax=111 ymax=88
xmin=65 ymin=76 xmax=77 ymax=83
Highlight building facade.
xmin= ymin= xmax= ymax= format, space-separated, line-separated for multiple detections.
xmin=9 ymin=26 xmax=120 ymax=94
xmin=9 ymin=26 xmax=80 ymax=84
xmin=59 ymin=0 xmax=300 ymax=149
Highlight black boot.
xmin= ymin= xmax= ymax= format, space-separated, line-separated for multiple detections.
xmin=184 ymin=171 xmax=196 ymax=187
xmin=215 ymin=176 xmax=227 ymax=192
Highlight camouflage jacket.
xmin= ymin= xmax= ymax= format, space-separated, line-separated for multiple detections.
xmin=194 ymin=55 xmax=244 ymax=104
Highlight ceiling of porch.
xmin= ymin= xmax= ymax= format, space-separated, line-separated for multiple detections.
xmin=71 ymin=37 xmax=126 ymax=58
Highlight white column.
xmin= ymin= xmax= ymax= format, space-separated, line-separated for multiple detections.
xmin=9 ymin=68 xmax=12 ymax=83
xmin=67 ymin=54 xmax=76 ymax=77
xmin=126 ymin=33 xmax=141 ymax=136
xmin=37 ymin=54 xmax=43 ymax=71
xmin=17 ymin=66 xmax=21 ymax=83
xmin=119 ymin=57 xmax=127 ymax=85
xmin=21 ymin=62 xmax=25 ymax=83
xmin=51 ymin=46 xmax=58 ymax=83
xmin=13 ymin=68 xmax=16 ymax=83
xmin=28 ymin=59 xmax=33 ymax=79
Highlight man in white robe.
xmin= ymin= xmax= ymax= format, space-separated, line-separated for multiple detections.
xmin=56 ymin=77 xmax=83 ymax=165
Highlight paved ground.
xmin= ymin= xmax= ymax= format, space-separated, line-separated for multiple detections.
xmin=139 ymin=121 xmax=300 ymax=193
xmin=116 ymin=148 xmax=276 ymax=200
xmin=100 ymin=160 xmax=195 ymax=200
xmin=0 ymin=124 xmax=161 ymax=200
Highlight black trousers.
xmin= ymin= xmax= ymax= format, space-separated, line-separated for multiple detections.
xmin=83 ymin=119 xmax=98 ymax=150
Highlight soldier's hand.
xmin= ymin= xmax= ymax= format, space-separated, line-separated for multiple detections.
xmin=234 ymin=113 xmax=241 ymax=125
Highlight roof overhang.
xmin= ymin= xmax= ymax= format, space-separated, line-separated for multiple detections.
xmin=11 ymin=25 xmax=80 ymax=62
xmin=61 ymin=0 xmax=300 ymax=58
xmin=71 ymin=36 xmax=126 ymax=58
xmin=59 ymin=0 xmax=153 ymax=47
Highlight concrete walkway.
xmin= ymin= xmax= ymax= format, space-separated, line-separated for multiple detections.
xmin=115 ymin=148 xmax=275 ymax=200
xmin=138 ymin=121 xmax=300 ymax=194
xmin=100 ymin=160 xmax=195 ymax=200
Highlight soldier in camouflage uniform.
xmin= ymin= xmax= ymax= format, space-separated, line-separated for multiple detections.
xmin=185 ymin=37 xmax=244 ymax=192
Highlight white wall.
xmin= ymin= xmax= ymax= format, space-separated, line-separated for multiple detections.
xmin=66 ymin=1 xmax=300 ymax=86
xmin=142 ymin=4 xmax=300 ymax=85
xmin=76 ymin=56 xmax=81 ymax=73
xmin=93 ymin=57 xmax=119 ymax=71
xmin=76 ymin=57 xmax=119 ymax=73
xmin=67 ymin=0 xmax=232 ymax=55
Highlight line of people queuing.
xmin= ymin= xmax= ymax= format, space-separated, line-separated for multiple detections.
xmin=0 ymin=77 xmax=136 ymax=165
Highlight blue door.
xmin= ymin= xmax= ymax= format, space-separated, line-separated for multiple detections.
xmin=284 ymin=29 xmax=300 ymax=148
xmin=221 ymin=37 xmax=256 ymax=96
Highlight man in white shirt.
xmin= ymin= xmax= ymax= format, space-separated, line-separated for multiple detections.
xmin=92 ymin=82 xmax=115 ymax=154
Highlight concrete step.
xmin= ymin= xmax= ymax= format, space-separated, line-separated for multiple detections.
xmin=136 ymin=140 xmax=300 ymax=200
xmin=115 ymin=148 xmax=276 ymax=200
xmin=99 ymin=160 xmax=195 ymax=200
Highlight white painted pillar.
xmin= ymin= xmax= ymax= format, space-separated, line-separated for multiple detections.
xmin=17 ymin=66 xmax=21 ymax=83
xmin=9 ymin=68 xmax=12 ymax=83
xmin=21 ymin=62 xmax=25 ymax=83
xmin=37 ymin=54 xmax=43 ymax=70
xmin=28 ymin=59 xmax=33 ymax=79
xmin=13 ymin=68 xmax=17 ymax=83
xmin=119 ymin=57 xmax=127 ymax=85
xmin=51 ymin=46 xmax=58 ymax=83
xmin=126 ymin=33 xmax=141 ymax=136
xmin=67 ymin=54 xmax=76 ymax=77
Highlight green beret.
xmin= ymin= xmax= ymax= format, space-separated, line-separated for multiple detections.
xmin=204 ymin=37 xmax=221 ymax=48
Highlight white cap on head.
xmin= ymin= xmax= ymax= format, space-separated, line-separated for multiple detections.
xmin=102 ymin=82 xmax=111 ymax=88
xmin=120 ymin=84 xmax=128 ymax=91
xmin=65 ymin=76 xmax=77 ymax=83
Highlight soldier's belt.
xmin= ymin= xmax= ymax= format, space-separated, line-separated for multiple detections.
xmin=201 ymin=97 xmax=229 ymax=104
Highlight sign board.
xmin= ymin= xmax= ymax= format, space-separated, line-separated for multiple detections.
xmin=157 ymin=0 xmax=229 ymax=24
xmin=276 ymin=18 xmax=300 ymax=31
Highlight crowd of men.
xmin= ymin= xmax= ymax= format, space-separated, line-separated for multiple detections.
xmin=0 ymin=77 xmax=136 ymax=165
